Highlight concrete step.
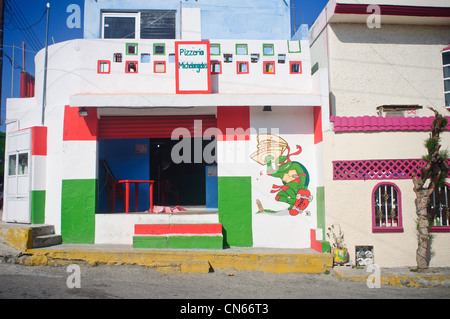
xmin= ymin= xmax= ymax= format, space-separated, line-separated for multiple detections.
xmin=33 ymin=234 xmax=62 ymax=249
xmin=30 ymin=225 xmax=61 ymax=249
xmin=133 ymin=223 xmax=223 ymax=249
xmin=30 ymin=225 xmax=55 ymax=237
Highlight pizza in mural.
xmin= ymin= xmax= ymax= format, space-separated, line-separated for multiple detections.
xmin=251 ymin=134 xmax=313 ymax=216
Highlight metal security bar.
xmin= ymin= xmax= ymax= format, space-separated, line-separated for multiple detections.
xmin=374 ymin=184 xmax=399 ymax=228
xmin=429 ymin=185 xmax=450 ymax=227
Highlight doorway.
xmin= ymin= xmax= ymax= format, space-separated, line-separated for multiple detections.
xmin=150 ymin=138 xmax=216 ymax=207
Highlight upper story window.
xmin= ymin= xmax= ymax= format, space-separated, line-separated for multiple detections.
xmin=372 ymin=182 xmax=403 ymax=233
xmin=443 ymin=48 xmax=450 ymax=108
xmin=102 ymin=12 xmax=140 ymax=39
xmin=429 ymin=183 xmax=450 ymax=232
xmin=102 ymin=10 xmax=176 ymax=40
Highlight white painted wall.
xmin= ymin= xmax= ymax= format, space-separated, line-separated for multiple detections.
xmin=249 ymin=107 xmax=317 ymax=249
xmin=327 ymin=23 xmax=450 ymax=117
xmin=209 ymin=39 xmax=311 ymax=94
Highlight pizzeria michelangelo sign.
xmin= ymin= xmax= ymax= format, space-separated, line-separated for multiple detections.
xmin=175 ymin=41 xmax=211 ymax=94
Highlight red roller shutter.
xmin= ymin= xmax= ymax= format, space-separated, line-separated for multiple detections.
xmin=98 ymin=115 xmax=217 ymax=139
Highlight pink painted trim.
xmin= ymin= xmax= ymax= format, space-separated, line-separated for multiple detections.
xmin=372 ymin=182 xmax=404 ymax=233
xmin=334 ymin=4 xmax=450 ymax=18
xmin=330 ymin=116 xmax=450 ymax=133
xmin=333 ymin=159 xmax=450 ymax=181
xmin=430 ymin=226 xmax=450 ymax=233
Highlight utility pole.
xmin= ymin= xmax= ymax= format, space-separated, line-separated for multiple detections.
xmin=10 ymin=44 xmax=13 ymax=98
xmin=292 ymin=0 xmax=297 ymax=36
xmin=41 ymin=2 xmax=49 ymax=126
xmin=0 ymin=0 xmax=4 ymax=126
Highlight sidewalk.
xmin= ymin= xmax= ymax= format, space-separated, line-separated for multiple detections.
xmin=0 ymin=221 xmax=332 ymax=274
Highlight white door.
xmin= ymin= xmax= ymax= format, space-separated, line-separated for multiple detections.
xmin=4 ymin=129 xmax=32 ymax=223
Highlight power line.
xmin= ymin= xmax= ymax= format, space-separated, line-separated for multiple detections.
xmin=4 ymin=1 xmax=40 ymax=51
xmin=12 ymin=5 xmax=46 ymax=31
xmin=10 ymin=0 xmax=43 ymax=46
xmin=8 ymin=0 xmax=43 ymax=49
xmin=4 ymin=0 xmax=42 ymax=51
xmin=1 ymin=51 xmax=23 ymax=70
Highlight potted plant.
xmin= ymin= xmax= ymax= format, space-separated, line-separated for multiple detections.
xmin=326 ymin=224 xmax=349 ymax=265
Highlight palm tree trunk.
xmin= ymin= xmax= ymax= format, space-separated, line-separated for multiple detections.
xmin=415 ymin=194 xmax=430 ymax=272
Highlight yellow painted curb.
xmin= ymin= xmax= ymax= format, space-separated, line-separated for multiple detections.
xmin=25 ymin=248 xmax=333 ymax=274
xmin=332 ymin=268 xmax=450 ymax=288
xmin=0 ymin=226 xmax=33 ymax=251
xmin=1 ymin=223 xmax=332 ymax=274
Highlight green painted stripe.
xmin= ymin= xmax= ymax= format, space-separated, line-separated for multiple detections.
xmin=133 ymin=236 xmax=223 ymax=249
xmin=61 ymin=179 xmax=96 ymax=244
xmin=170 ymin=236 xmax=223 ymax=249
xmin=134 ymin=236 xmax=168 ymax=249
xmin=316 ymin=186 xmax=330 ymax=253
xmin=218 ymin=176 xmax=253 ymax=247
xmin=31 ymin=190 xmax=46 ymax=225
xmin=311 ymin=62 xmax=319 ymax=75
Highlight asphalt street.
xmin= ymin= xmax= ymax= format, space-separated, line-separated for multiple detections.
xmin=0 ymin=263 xmax=449 ymax=301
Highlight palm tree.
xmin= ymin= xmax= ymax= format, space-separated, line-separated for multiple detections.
xmin=412 ymin=107 xmax=449 ymax=272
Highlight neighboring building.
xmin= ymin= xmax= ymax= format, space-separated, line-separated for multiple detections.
xmin=3 ymin=1 xmax=330 ymax=251
xmin=310 ymin=0 xmax=450 ymax=267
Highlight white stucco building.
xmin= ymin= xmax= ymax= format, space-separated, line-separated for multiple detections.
xmin=3 ymin=0 xmax=330 ymax=252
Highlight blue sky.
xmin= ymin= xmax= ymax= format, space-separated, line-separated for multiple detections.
xmin=1 ymin=0 xmax=329 ymax=131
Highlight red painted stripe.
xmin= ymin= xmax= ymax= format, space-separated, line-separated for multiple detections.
xmin=310 ymin=229 xmax=322 ymax=253
xmin=135 ymin=224 xmax=222 ymax=235
xmin=217 ymin=106 xmax=250 ymax=141
xmin=135 ymin=224 xmax=170 ymax=235
xmin=313 ymin=106 xmax=323 ymax=145
xmin=334 ymin=3 xmax=450 ymax=17
xmin=98 ymin=115 xmax=217 ymax=139
xmin=63 ymin=105 xmax=98 ymax=141
xmin=31 ymin=126 xmax=47 ymax=156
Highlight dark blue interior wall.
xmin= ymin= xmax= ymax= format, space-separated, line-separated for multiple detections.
xmin=98 ymin=138 xmax=150 ymax=212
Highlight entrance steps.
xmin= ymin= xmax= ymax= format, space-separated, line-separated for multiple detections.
xmin=133 ymin=223 xmax=223 ymax=249
xmin=0 ymin=222 xmax=61 ymax=250
xmin=31 ymin=225 xmax=62 ymax=248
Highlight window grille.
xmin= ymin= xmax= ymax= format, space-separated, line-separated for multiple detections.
xmin=443 ymin=48 xmax=450 ymax=108
xmin=429 ymin=183 xmax=450 ymax=232
xmin=333 ymin=159 xmax=450 ymax=181
xmin=113 ymin=53 xmax=122 ymax=63
xmin=372 ymin=183 xmax=403 ymax=232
